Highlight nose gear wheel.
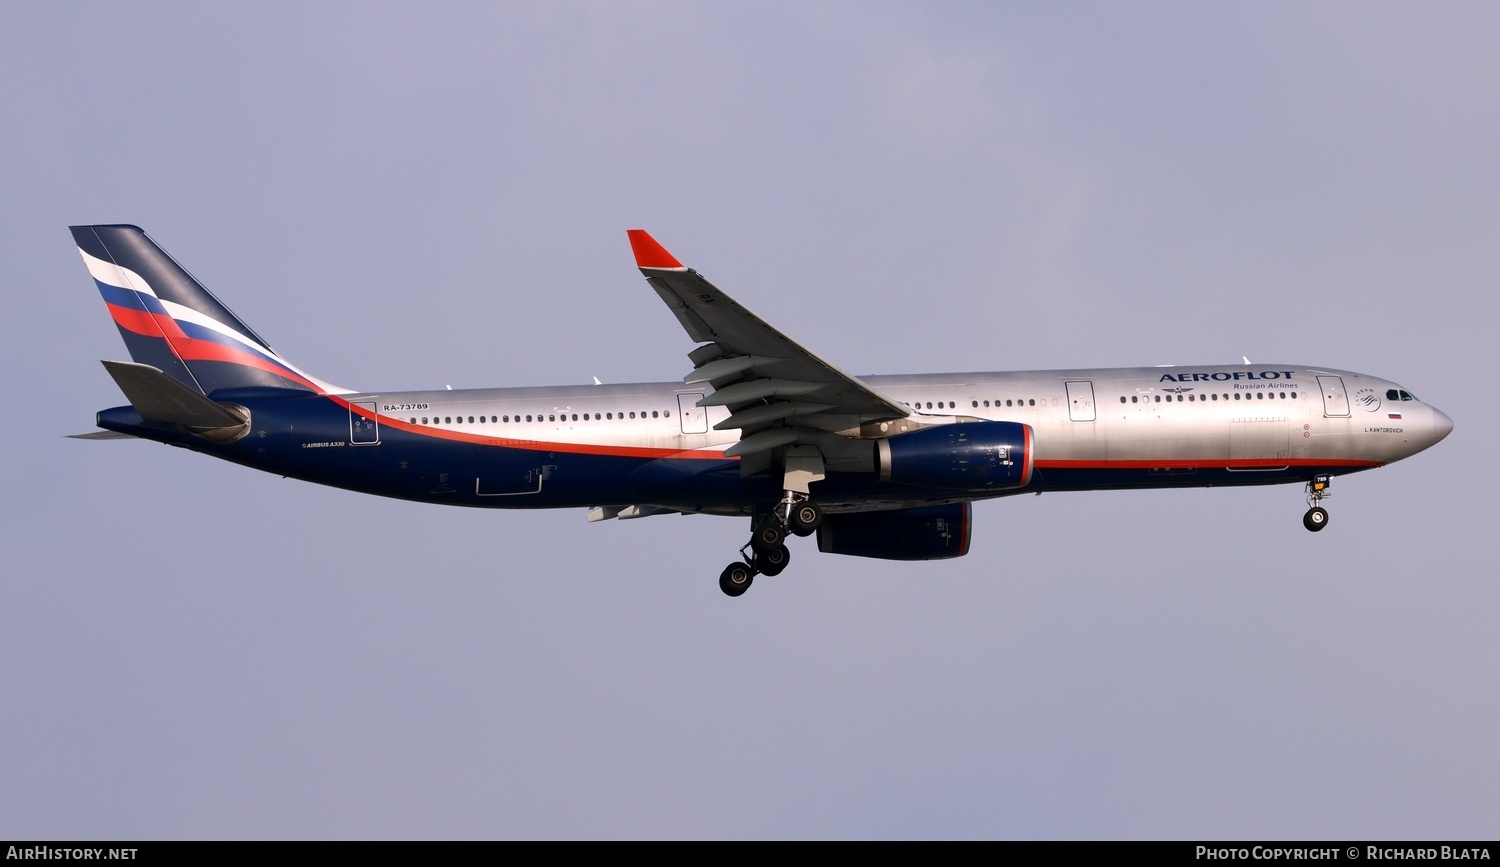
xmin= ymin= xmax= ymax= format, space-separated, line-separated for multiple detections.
xmin=1302 ymin=475 xmax=1332 ymax=532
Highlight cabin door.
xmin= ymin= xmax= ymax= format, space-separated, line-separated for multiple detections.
xmin=1316 ymin=376 xmax=1350 ymax=417
xmin=677 ymin=393 xmax=708 ymax=434
xmin=1065 ymin=381 xmax=1096 ymax=422
xmin=349 ymin=401 xmax=380 ymax=445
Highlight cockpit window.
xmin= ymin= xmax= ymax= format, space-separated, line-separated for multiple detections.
xmin=1386 ymin=389 xmax=1399 ymax=400
xmin=1400 ymin=390 xmax=1416 ymax=401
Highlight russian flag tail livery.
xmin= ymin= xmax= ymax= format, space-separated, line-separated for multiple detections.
xmin=71 ymin=225 xmax=347 ymax=396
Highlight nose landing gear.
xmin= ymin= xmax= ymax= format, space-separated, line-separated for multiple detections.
xmin=1303 ymin=475 xmax=1332 ymax=532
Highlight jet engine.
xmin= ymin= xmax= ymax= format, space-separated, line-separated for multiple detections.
xmin=816 ymin=502 xmax=972 ymax=560
xmin=876 ymin=421 xmax=1033 ymax=491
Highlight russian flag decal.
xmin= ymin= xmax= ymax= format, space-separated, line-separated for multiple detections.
xmin=1389 ymin=413 xmax=1402 ymax=419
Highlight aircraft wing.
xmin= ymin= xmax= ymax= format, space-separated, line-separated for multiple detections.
xmin=628 ymin=230 xmax=910 ymax=465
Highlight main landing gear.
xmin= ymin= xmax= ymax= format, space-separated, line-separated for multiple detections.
xmin=718 ymin=494 xmax=823 ymax=597
xmin=1303 ymin=475 xmax=1332 ymax=532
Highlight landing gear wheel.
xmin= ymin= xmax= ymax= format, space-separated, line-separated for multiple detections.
xmin=1303 ymin=507 xmax=1329 ymax=532
xmin=789 ymin=501 xmax=822 ymax=537
xmin=719 ymin=562 xmax=754 ymax=597
xmin=758 ymin=544 xmax=791 ymax=577
xmin=751 ymin=518 xmax=786 ymax=553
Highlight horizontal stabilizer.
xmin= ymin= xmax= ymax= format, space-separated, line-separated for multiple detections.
xmin=101 ymin=360 xmax=250 ymax=438
xmin=67 ymin=430 xmax=137 ymax=440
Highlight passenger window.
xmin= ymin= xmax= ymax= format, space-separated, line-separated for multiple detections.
xmin=1120 ymin=396 xmax=1127 ymax=403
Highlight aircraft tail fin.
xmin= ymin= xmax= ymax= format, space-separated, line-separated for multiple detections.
xmin=71 ymin=225 xmax=348 ymax=396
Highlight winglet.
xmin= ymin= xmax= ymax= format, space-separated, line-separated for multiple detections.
xmin=627 ymin=229 xmax=684 ymax=270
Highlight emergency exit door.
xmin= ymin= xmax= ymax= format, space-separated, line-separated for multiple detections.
xmin=1066 ymin=381 xmax=1096 ymax=422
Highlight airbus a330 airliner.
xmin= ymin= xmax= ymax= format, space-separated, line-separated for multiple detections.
xmin=72 ymin=225 xmax=1453 ymax=596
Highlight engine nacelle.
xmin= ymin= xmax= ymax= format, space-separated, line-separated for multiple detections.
xmin=817 ymin=502 xmax=972 ymax=561
xmin=876 ymin=421 xmax=1033 ymax=491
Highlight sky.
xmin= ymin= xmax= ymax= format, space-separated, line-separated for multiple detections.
xmin=2 ymin=1 xmax=1497 ymax=840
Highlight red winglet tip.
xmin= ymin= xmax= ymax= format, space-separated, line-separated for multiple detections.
xmin=627 ymin=229 xmax=683 ymax=269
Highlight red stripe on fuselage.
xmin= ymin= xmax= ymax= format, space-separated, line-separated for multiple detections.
xmin=1035 ymin=458 xmax=1380 ymax=470
xmin=338 ymin=397 xmax=730 ymax=460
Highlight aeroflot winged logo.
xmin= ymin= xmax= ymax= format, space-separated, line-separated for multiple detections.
xmin=1159 ymin=370 xmax=1297 ymax=382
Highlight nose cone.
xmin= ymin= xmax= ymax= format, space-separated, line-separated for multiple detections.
xmin=1431 ymin=406 xmax=1454 ymax=443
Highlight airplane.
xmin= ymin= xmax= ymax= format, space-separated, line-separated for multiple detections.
xmin=71 ymin=224 xmax=1454 ymax=597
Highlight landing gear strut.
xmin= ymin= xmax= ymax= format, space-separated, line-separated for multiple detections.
xmin=717 ymin=537 xmax=793 ymax=597
xmin=717 ymin=447 xmax=826 ymax=597
xmin=1303 ymin=475 xmax=1331 ymax=532
xmin=717 ymin=499 xmax=814 ymax=597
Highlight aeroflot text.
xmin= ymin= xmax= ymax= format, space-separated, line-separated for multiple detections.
xmin=1196 ymin=848 xmax=1491 ymax=861
xmin=1161 ymin=371 xmax=1297 ymax=382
